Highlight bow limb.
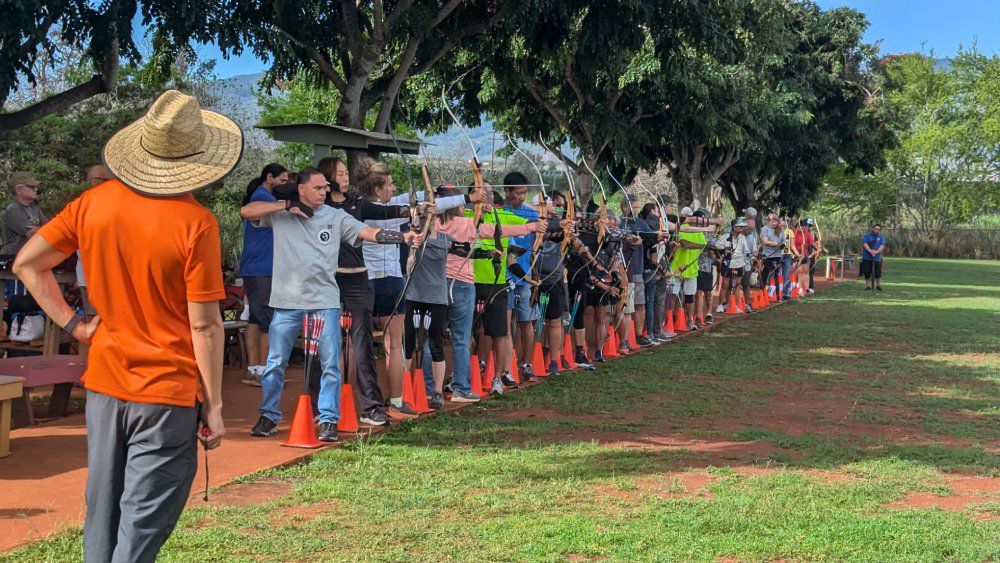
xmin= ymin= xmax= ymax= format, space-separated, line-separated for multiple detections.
xmin=441 ymin=85 xmax=487 ymax=288
xmin=419 ymin=160 xmax=436 ymax=238
xmin=538 ymin=132 xmax=578 ymax=262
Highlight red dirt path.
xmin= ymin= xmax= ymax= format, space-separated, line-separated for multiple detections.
xmin=0 ymin=367 xmax=356 ymax=552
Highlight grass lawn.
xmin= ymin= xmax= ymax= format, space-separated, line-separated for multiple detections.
xmin=6 ymin=258 xmax=999 ymax=562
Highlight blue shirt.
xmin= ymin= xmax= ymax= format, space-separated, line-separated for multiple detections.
xmin=239 ymin=186 xmax=277 ymax=276
xmin=862 ymin=232 xmax=885 ymax=262
xmin=504 ymin=204 xmax=540 ymax=286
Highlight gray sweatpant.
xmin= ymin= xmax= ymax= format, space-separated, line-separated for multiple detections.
xmin=84 ymin=390 xmax=198 ymax=563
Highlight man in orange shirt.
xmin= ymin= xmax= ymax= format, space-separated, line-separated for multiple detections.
xmin=14 ymin=90 xmax=238 ymax=562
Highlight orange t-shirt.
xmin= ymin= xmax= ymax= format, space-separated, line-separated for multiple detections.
xmin=38 ymin=179 xmax=226 ymax=406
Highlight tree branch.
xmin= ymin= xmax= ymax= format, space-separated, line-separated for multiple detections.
xmin=409 ymin=8 xmax=506 ymax=76
xmin=524 ymin=67 xmax=585 ymax=145
xmin=373 ymin=34 xmax=422 ymax=131
xmin=0 ymin=75 xmax=108 ymax=132
xmin=272 ymin=4 xmax=349 ymax=93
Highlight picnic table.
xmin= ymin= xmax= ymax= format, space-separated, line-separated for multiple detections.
xmin=0 ymin=355 xmax=86 ymax=428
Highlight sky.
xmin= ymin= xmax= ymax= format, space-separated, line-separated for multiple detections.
xmin=186 ymin=0 xmax=1000 ymax=78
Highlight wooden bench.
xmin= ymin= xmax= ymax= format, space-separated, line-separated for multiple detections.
xmin=0 ymin=375 xmax=23 ymax=457
xmin=0 ymin=355 xmax=86 ymax=427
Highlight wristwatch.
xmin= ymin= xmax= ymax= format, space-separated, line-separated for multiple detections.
xmin=63 ymin=313 xmax=83 ymax=334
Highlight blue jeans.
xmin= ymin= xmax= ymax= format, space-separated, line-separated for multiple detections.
xmin=643 ymin=274 xmax=658 ymax=337
xmin=259 ymin=308 xmax=342 ymax=424
xmin=423 ymin=280 xmax=476 ymax=395
xmin=780 ymin=254 xmax=792 ymax=298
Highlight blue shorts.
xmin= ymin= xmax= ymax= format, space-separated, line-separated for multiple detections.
xmin=507 ymin=283 xmax=539 ymax=322
xmin=372 ymin=276 xmax=406 ymax=317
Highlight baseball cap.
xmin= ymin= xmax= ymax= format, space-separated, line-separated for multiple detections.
xmin=743 ymin=206 xmax=758 ymax=218
xmin=8 ymin=171 xmax=40 ymax=190
xmin=806 ymin=218 xmax=814 ymax=226
xmin=680 ymin=206 xmax=693 ymax=216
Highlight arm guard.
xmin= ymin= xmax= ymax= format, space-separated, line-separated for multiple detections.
xmin=374 ymin=229 xmax=405 ymax=244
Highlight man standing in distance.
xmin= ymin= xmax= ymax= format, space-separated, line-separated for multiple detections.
xmin=14 ymin=90 xmax=234 ymax=561
xmin=2 ymin=171 xmax=48 ymax=255
xmin=861 ymin=224 xmax=886 ymax=291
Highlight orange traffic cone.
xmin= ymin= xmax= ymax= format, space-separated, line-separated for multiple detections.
xmin=402 ymin=370 xmax=415 ymax=406
xmin=469 ymin=357 xmax=484 ymax=397
xmin=281 ymin=395 xmax=324 ymax=449
xmin=532 ymin=341 xmax=548 ymax=377
xmin=627 ymin=325 xmax=639 ymax=350
xmin=725 ymin=293 xmax=739 ymax=314
xmin=337 ymin=383 xmax=359 ymax=433
xmin=603 ymin=327 xmax=619 ymax=358
xmin=510 ymin=353 xmax=521 ymax=384
xmin=738 ymin=292 xmax=747 ymax=312
xmin=675 ymin=308 xmax=688 ymax=332
xmin=411 ymin=369 xmax=431 ymax=413
xmin=663 ymin=307 xmax=675 ymax=333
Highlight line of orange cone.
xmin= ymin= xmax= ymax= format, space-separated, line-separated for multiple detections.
xmin=283 ymin=283 xmax=813 ymax=444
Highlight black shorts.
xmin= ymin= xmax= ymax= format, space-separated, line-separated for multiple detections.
xmin=697 ymin=270 xmax=714 ymax=292
xmin=538 ymin=283 xmax=567 ymax=320
xmin=372 ymin=276 xmax=405 ymax=317
xmin=860 ymin=259 xmax=882 ymax=279
xmin=476 ymin=283 xmax=509 ymax=337
xmin=586 ymin=289 xmax=613 ymax=308
xmin=243 ymin=276 xmax=273 ymax=332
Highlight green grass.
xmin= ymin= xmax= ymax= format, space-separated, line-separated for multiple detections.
xmin=6 ymin=258 xmax=999 ymax=562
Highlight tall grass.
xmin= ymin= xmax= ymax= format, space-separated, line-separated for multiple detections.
xmin=823 ymin=226 xmax=1000 ymax=260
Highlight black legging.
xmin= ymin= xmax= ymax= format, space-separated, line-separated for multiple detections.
xmin=404 ymin=301 xmax=448 ymax=363
xmin=760 ymin=257 xmax=783 ymax=291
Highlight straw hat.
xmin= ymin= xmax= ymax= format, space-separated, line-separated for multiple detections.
xmin=103 ymin=90 xmax=243 ymax=196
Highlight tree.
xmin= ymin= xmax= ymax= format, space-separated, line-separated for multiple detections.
xmin=212 ymin=0 xmax=511 ymax=170
xmin=821 ymin=49 xmax=1000 ymax=229
xmin=716 ymin=4 xmax=894 ymax=215
xmin=0 ymin=1 xmax=217 ymax=132
xmin=430 ymin=0 xmax=738 ymax=202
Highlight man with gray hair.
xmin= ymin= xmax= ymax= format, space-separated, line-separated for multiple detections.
xmin=3 ymin=171 xmax=48 ymax=255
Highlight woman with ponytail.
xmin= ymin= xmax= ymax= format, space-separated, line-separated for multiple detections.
xmin=239 ymin=163 xmax=288 ymax=386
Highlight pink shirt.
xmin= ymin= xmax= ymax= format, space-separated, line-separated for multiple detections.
xmin=435 ymin=216 xmax=534 ymax=284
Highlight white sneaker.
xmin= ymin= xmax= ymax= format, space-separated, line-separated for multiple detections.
xmin=715 ymin=305 xmax=725 ymax=313
xmin=490 ymin=377 xmax=504 ymax=397
xmin=241 ymin=365 xmax=263 ymax=387
xmin=808 ymin=288 xmax=815 ymax=294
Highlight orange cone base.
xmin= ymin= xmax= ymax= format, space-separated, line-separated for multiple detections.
xmin=532 ymin=342 xmax=548 ymax=377
xmin=675 ymin=309 xmax=687 ymax=332
xmin=563 ymin=334 xmax=575 ymax=368
xmin=337 ymin=383 xmax=359 ymax=433
xmin=411 ymin=369 xmax=431 ymax=413
xmin=281 ymin=395 xmax=324 ymax=449
xmin=603 ymin=328 xmax=619 ymax=358
xmin=470 ymin=358 xmax=484 ymax=397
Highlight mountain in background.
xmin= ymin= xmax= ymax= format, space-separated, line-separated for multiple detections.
xmin=207 ymin=72 xmax=539 ymax=162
